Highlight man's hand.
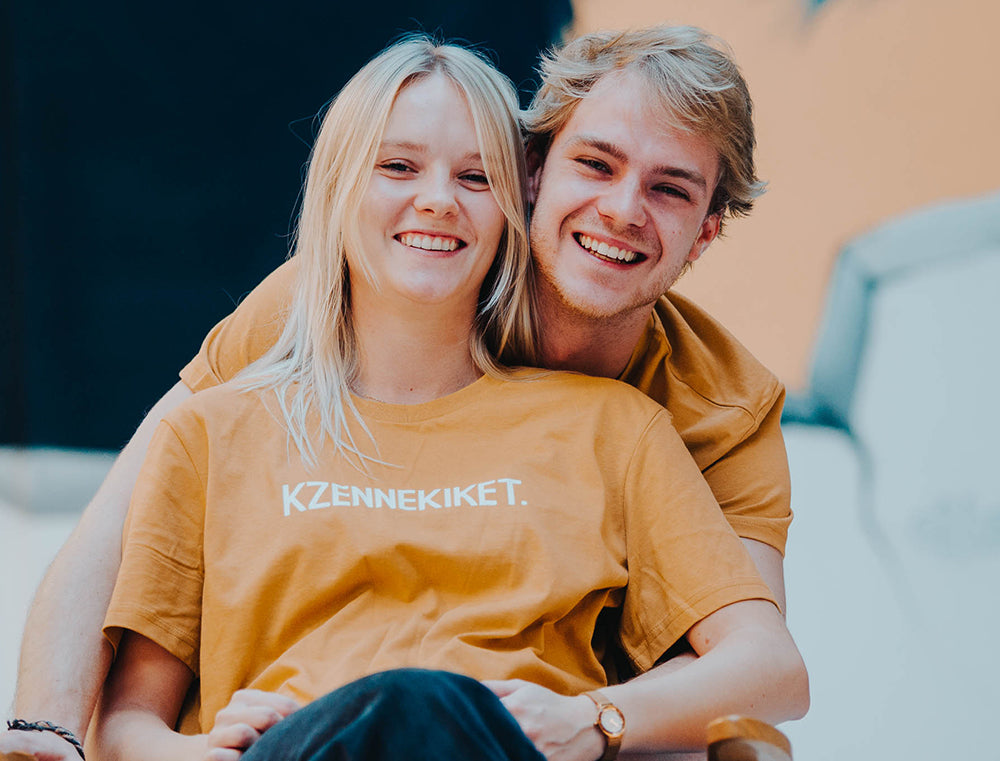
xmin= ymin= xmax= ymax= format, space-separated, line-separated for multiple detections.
xmin=483 ymin=679 xmax=603 ymax=761
xmin=204 ymin=689 xmax=300 ymax=761
xmin=0 ymin=727 xmax=78 ymax=761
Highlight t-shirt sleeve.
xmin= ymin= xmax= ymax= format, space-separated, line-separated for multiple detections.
xmin=618 ymin=411 xmax=777 ymax=674
xmin=702 ymin=386 xmax=793 ymax=554
xmin=642 ymin=294 xmax=793 ymax=554
xmin=179 ymin=258 xmax=297 ymax=392
xmin=103 ymin=413 xmax=208 ymax=673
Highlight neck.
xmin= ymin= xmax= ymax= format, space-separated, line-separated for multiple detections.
xmin=350 ymin=293 xmax=482 ymax=405
xmin=535 ymin=281 xmax=651 ymax=380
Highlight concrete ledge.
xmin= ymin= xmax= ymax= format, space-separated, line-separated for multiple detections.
xmin=0 ymin=447 xmax=116 ymax=515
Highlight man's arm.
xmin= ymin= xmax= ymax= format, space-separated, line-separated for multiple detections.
xmin=741 ymin=538 xmax=786 ymax=615
xmin=0 ymin=382 xmax=192 ymax=758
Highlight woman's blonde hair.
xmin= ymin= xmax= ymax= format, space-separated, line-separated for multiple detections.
xmin=524 ymin=25 xmax=765 ymax=229
xmin=241 ymin=36 xmax=537 ymax=467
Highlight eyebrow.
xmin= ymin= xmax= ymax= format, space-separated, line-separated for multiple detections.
xmin=379 ymin=141 xmax=483 ymax=164
xmin=567 ymin=135 xmax=709 ymax=192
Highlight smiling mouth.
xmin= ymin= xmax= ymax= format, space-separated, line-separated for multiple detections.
xmin=396 ymin=232 xmax=466 ymax=252
xmin=574 ymin=233 xmax=644 ymax=264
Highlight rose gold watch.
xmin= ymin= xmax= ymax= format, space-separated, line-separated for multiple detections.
xmin=584 ymin=689 xmax=625 ymax=761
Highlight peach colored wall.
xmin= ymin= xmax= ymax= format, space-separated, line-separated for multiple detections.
xmin=572 ymin=0 xmax=1000 ymax=387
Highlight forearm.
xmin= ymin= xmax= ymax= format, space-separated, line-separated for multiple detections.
xmin=610 ymin=603 xmax=808 ymax=754
xmin=96 ymin=707 xmax=207 ymax=761
xmin=14 ymin=514 xmax=119 ymax=735
xmin=615 ymin=654 xmax=713 ymax=761
xmin=93 ymin=631 xmax=203 ymax=761
xmin=13 ymin=382 xmax=194 ymax=736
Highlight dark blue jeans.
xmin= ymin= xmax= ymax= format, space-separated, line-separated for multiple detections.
xmin=241 ymin=669 xmax=547 ymax=761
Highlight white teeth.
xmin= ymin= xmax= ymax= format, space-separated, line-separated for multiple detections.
xmin=578 ymin=234 xmax=638 ymax=263
xmin=399 ymin=233 xmax=461 ymax=252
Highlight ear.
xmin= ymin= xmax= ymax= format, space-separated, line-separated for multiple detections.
xmin=687 ymin=212 xmax=721 ymax=263
xmin=525 ymin=144 xmax=544 ymax=206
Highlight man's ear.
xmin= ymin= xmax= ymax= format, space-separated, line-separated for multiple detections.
xmin=526 ymin=144 xmax=544 ymax=206
xmin=687 ymin=212 xmax=722 ymax=263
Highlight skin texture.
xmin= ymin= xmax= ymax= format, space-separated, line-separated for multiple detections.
xmin=2 ymin=66 xmax=800 ymax=761
xmin=355 ymin=75 xmax=504 ymax=312
xmin=529 ymin=70 xmax=722 ymax=379
xmin=349 ymin=74 xmax=504 ymax=404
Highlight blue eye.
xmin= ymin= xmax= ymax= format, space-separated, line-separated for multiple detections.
xmin=575 ymin=157 xmax=610 ymax=173
xmin=655 ymin=185 xmax=691 ymax=201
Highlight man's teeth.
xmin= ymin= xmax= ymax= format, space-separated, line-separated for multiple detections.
xmin=398 ymin=233 xmax=461 ymax=252
xmin=577 ymin=234 xmax=639 ymax=263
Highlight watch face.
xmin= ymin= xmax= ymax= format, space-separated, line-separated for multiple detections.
xmin=599 ymin=706 xmax=626 ymax=736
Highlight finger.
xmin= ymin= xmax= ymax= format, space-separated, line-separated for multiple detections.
xmin=207 ymin=723 xmax=262 ymax=751
xmin=204 ymin=748 xmax=244 ymax=761
xmin=229 ymin=689 xmax=300 ymax=716
xmin=214 ymin=704 xmax=286 ymax=733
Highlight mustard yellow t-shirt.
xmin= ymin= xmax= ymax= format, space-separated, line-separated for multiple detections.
xmin=105 ymin=371 xmax=774 ymax=730
xmin=180 ymin=258 xmax=792 ymax=553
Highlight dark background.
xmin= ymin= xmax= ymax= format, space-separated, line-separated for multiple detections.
xmin=1 ymin=0 xmax=572 ymax=450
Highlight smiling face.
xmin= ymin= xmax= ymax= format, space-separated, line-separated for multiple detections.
xmin=351 ymin=73 xmax=505 ymax=312
xmin=529 ymin=69 xmax=722 ymax=323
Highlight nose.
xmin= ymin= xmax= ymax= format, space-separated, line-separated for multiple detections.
xmin=413 ymin=167 xmax=459 ymax=217
xmin=595 ymin=175 xmax=646 ymax=228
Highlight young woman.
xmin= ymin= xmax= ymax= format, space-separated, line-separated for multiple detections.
xmin=94 ymin=38 xmax=805 ymax=761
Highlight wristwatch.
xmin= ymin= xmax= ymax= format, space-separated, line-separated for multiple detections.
xmin=584 ymin=689 xmax=626 ymax=761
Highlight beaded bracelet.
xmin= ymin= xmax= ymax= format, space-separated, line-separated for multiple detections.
xmin=6 ymin=719 xmax=86 ymax=760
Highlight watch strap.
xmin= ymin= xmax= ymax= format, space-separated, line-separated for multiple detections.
xmin=584 ymin=689 xmax=625 ymax=761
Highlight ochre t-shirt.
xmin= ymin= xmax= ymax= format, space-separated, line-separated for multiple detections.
xmin=180 ymin=258 xmax=792 ymax=553
xmin=105 ymin=372 xmax=774 ymax=731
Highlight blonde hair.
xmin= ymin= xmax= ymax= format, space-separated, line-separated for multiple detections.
xmin=241 ymin=37 xmax=537 ymax=467
xmin=524 ymin=25 xmax=765 ymax=228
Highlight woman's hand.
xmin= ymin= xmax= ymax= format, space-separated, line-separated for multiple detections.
xmin=204 ymin=689 xmax=300 ymax=761
xmin=482 ymin=679 xmax=603 ymax=761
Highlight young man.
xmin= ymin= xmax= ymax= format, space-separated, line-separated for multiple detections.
xmin=1 ymin=26 xmax=803 ymax=761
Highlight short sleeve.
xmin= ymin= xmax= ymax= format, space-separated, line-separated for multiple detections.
xmin=179 ymin=258 xmax=297 ymax=392
xmin=103 ymin=414 xmax=209 ymax=673
xmin=701 ymin=388 xmax=793 ymax=554
xmin=618 ymin=412 xmax=777 ymax=673
xmin=625 ymin=295 xmax=794 ymax=554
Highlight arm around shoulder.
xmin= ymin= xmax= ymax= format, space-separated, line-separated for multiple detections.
xmin=8 ymin=382 xmax=193 ymax=743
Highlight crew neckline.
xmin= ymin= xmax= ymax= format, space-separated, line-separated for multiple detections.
xmin=349 ymin=373 xmax=501 ymax=423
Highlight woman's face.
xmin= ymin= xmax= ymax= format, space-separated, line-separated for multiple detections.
xmin=351 ymin=73 xmax=506 ymax=311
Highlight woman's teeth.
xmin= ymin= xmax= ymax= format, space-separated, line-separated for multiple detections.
xmin=577 ymin=234 xmax=639 ymax=263
xmin=398 ymin=233 xmax=461 ymax=251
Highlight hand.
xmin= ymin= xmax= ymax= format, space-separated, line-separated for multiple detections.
xmin=204 ymin=689 xmax=300 ymax=761
xmin=482 ymin=679 xmax=604 ymax=761
xmin=0 ymin=727 xmax=78 ymax=761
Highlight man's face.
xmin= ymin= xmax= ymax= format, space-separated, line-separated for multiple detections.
xmin=529 ymin=69 xmax=722 ymax=323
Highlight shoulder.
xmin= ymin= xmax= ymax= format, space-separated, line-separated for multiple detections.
xmin=621 ymin=292 xmax=785 ymax=468
xmin=161 ymin=381 xmax=273 ymax=445
xmin=180 ymin=258 xmax=300 ymax=391
xmin=498 ymin=368 xmax=670 ymax=428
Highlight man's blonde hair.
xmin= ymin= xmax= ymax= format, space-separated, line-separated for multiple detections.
xmin=524 ymin=25 xmax=765 ymax=227
xmin=241 ymin=36 xmax=537 ymax=468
